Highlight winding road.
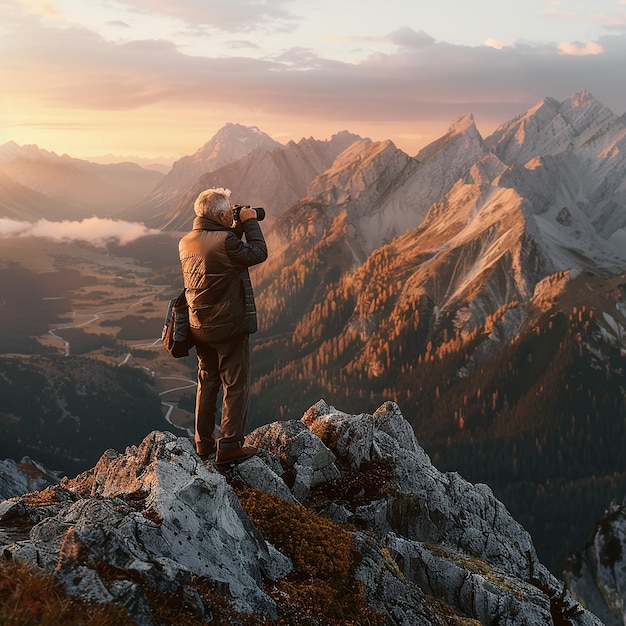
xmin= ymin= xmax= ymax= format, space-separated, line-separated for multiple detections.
xmin=158 ymin=377 xmax=197 ymax=436
xmin=48 ymin=290 xmax=165 ymax=357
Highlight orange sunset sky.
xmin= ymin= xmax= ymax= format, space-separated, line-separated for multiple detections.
xmin=2 ymin=0 xmax=626 ymax=163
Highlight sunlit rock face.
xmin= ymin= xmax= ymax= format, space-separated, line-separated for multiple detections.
xmin=0 ymin=457 xmax=60 ymax=501
xmin=0 ymin=400 xmax=605 ymax=625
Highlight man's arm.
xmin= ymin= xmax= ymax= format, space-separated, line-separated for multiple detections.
xmin=225 ymin=219 xmax=268 ymax=267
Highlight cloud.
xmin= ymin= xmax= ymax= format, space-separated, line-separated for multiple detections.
xmin=484 ymin=39 xmax=506 ymax=50
xmin=558 ymin=41 xmax=604 ymax=55
xmin=388 ymin=27 xmax=436 ymax=49
xmin=3 ymin=0 xmax=626 ymax=149
xmin=118 ymin=0 xmax=300 ymax=33
xmin=6 ymin=14 xmax=623 ymax=113
xmin=0 ymin=218 xmax=161 ymax=245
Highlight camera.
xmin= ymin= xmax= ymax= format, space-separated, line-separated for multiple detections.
xmin=233 ymin=204 xmax=265 ymax=223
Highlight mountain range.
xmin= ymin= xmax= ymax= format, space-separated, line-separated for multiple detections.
xmin=0 ymin=141 xmax=163 ymax=220
xmin=2 ymin=90 xmax=626 ymax=580
xmin=125 ymin=123 xmax=363 ymax=230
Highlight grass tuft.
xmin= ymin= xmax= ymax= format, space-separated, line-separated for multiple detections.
xmin=0 ymin=559 xmax=133 ymax=626
xmin=236 ymin=484 xmax=385 ymax=625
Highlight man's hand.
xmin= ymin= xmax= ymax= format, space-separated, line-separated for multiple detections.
xmin=238 ymin=207 xmax=258 ymax=222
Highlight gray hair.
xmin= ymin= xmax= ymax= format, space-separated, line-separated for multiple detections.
xmin=193 ymin=187 xmax=232 ymax=217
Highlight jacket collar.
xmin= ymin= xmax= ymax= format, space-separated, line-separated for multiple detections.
xmin=192 ymin=215 xmax=226 ymax=231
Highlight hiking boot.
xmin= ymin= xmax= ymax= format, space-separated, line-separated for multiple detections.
xmin=196 ymin=440 xmax=216 ymax=461
xmin=215 ymin=444 xmax=258 ymax=467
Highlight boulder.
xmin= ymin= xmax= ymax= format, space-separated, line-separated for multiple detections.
xmin=0 ymin=432 xmax=291 ymax=623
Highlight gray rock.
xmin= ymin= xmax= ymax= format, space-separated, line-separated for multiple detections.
xmin=324 ymin=501 xmax=353 ymax=525
xmin=1 ymin=431 xmax=292 ymax=622
xmin=246 ymin=417 xmax=339 ymax=500
xmin=384 ymin=532 xmax=554 ymax=625
xmin=0 ymin=401 xmax=606 ymax=625
xmin=298 ymin=399 xmax=604 ymax=625
xmin=564 ymin=498 xmax=626 ymax=625
xmin=0 ymin=457 xmax=61 ymax=501
xmin=353 ymin=531 xmax=448 ymax=626
xmin=229 ymin=453 xmax=300 ymax=506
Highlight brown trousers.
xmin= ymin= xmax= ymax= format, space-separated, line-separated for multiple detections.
xmin=192 ymin=331 xmax=250 ymax=455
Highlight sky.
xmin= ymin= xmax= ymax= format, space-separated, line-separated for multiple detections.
xmin=2 ymin=0 xmax=626 ymax=162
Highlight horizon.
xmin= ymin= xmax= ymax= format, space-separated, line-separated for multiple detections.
xmin=3 ymin=87 xmax=619 ymax=167
xmin=5 ymin=89 xmax=625 ymax=163
xmin=2 ymin=111 xmax=506 ymax=163
xmin=2 ymin=0 xmax=626 ymax=160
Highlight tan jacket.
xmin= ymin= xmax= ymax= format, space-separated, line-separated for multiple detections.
xmin=178 ymin=214 xmax=267 ymax=342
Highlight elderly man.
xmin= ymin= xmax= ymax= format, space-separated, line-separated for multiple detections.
xmin=179 ymin=188 xmax=267 ymax=466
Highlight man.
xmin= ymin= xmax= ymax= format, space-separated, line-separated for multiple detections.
xmin=179 ymin=188 xmax=268 ymax=466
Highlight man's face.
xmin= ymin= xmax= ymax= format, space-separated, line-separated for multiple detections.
xmin=220 ymin=205 xmax=235 ymax=227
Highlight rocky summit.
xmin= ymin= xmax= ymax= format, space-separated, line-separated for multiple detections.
xmin=0 ymin=401 xmax=605 ymax=625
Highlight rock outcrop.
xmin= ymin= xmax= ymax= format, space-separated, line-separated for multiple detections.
xmin=0 ymin=456 xmax=61 ymax=501
xmin=0 ymin=401 xmax=604 ymax=625
xmin=564 ymin=498 xmax=626 ymax=625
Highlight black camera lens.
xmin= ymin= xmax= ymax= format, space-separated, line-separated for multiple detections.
xmin=234 ymin=205 xmax=265 ymax=221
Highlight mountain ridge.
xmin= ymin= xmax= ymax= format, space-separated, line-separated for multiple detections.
xmin=232 ymin=91 xmax=626 ymax=575
xmin=150 ymin=129 xmax=364 ymax=231
xmin=0 ymin=142 xmax=164 ymax=220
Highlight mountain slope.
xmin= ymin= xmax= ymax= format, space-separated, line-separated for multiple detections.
xmin=159 ymin=122 xmax=282 ymax=196
xmin=242 ymin=92 xmax=626 ymax=573
xmin=0 ymin=355 xmax=163 ymax=474
xmin=0 ymin=141 xmax=163 ymax=218
xmin=123 ymin=123 xmax=283 ymax=226
xmin=252 ymin=92 xmax=626 ymax=367
xmin=486 ymin=90 xmax=626 ymax=254
xmin=152 ymin=130 xmax=362 ymax=231
xmin=564 ymin=495 xmax=626 ymax=626
xmin=252 ymin=113 xmax=515 ymax=346
xmin=0 ymin=171 xmax=76 ymax=221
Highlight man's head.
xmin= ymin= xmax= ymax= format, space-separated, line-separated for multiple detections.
xmin=194 ymin=188 xmax=232 ymax=219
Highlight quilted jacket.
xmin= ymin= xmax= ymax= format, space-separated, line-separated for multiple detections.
xmin=178 ymin=214 xmax=267 ymax=342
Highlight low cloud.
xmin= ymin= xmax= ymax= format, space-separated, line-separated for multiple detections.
xmin=0 ymin=218 xmax=161 ymax=245
xmin=558 ymin=41 xmax=604 ymax=55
